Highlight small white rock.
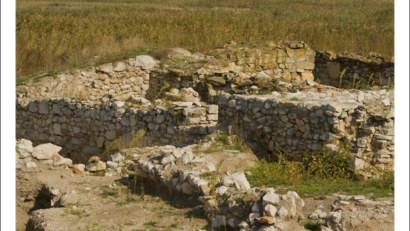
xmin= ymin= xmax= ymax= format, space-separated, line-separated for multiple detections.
xmin=277 ymin=206 xmax=289 ymax=218
xmin=215 ymin=186 xmax=228 ymax=196
xmin=26 ymin=161 xmax=37 ymax=169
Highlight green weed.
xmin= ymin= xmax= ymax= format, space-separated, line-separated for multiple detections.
xmin=101 ymin=136 xmax=123 ymax=158
xmin=386 ymin=76 xmax=394 ymax=90
xmin=300 ymin=220 xmax=321 ymax=231
xmin=170 ymin=221 xmax=180 ymax=228
xmin=100 ymin=188 xmax=119 ymax=198
xmin=91 ymin=171 xmax=106 ymax=177
xmin=255 ymin=90 xmax=272 ymax=95
xmin=129 ymin=129 xmax=146 ymax=148
xmin=247 ymin=142 xmax=394 ymax=198
xmin=143 ymin=221 xmax=157 ymax=227
xmin=365 ymin=73 xmax=375 ymax=89
xmin=153 ymin=83 xmax=170 ymax=105
xmin=339 ymin=69 xmax=346 ymax=88
xmin=199 ymin=172 xmax=213 ymax=178
xmin=70 ymin=209 xmax=84 ymax=216
xmin=203 ymin=133 xmax=250 ymax=153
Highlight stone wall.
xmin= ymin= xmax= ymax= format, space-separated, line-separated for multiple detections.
xmin=16 ymin=58 xmax=153 ymax=101
xmin=15 ymin=43 xmax=395 ymax=172
xmin=16 ymin=43 xmax=395 ymax=103
xmin=218 ymin=90 xmax=394 ymax=172
xmin=211 ymin=41 xmax=316 ymax=81
xmin=16 ymin=98 xmax=218 ymax=162
xmin=314 ymin=51 xmax=394 ymax=87
xmin=16 ymin=42 xmax=317 ymax=102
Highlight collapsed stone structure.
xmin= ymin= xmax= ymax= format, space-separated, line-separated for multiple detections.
xmin=16 ymin=138 xmax=394 ymax=231
xmin=17 ymin=138 xmax=307 ymax=231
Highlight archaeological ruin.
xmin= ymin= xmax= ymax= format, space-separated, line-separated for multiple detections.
xmin=16 ymin=41 xmax=395 ymax=231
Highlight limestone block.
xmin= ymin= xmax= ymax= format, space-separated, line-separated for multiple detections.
xmin=32 ymin=143 xmax=62 ymax=160
xmin=206 ymin=105 xmax=219 ymax=114
xmin=222 ymin=172 xmax=251 ymax=190
xmin=53 ymin=123 xmax=62 ymax=135
xmin=301 ymin=71 xmax=314 ymax=81
xmin=38 ymin=101 xmax=49 ymax=114
xmin=264 ymin=204 xmax=278 ymax=217
xmin=183 ymin=107 xmax=206 ymax=117
xmin=327 ymin=62 xmax=341 ymax=79
xmin=134 ymin=55 xmax=156 ymax=70
xmin=207 ymin=77 xmax=226 ymax=86
xmin=16 ymin=139 xmax=33 ymax=158
xmin=263 ymin=193 xmax=280 ymax=206
xmin=105 ymin=131 xmax=117 ymax=140
xmin=86 ymin=161 xmax=107 ymax=172
xmin=114 ymin=61 xmax=127 ymax=72
xmin=98 ymin=63 xmax=114 ymax=73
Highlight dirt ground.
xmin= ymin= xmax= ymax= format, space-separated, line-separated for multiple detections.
xmin=17 ymin=164 xmax=209 ymax=231
xmin=16 ymin=150 xmax=394 ymax=231
xmin=16 ymin=149 xmax=260 ymax=231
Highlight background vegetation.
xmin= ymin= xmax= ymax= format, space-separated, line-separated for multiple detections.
xmin=16 ymin=0 xmax=394 ymax=79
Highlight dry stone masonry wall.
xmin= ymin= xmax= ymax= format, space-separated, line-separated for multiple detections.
xmin=315 ymin=51 xmax=394 ymax=87
xmin=16 ymin=98 xmax=218 ymax=163
xmin=16 ymin=41 xmax=317 ymax=101
xmin=218 ymin=89 xmax=394 ymax=173
xmin=16 ymin=42 xmax=394 ymax=103
xmin=16 ymin=57 xmax=154 ymax=101
xmin=15 ymin=42 xmax=395 ymax=173
xmin=210 ymin=41 xmax=316 ymax=81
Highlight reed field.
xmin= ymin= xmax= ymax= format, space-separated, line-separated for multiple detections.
xmin=16 ymin=0 xmax=394 ymax=79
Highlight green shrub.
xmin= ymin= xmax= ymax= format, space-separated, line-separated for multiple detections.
xmin=300 ymin=141 xmax=354 ymax=179
xmin=247 ymin=142 xmax=394 ymax=198
xmin=204 ymin=133 xmax=250 ymax=153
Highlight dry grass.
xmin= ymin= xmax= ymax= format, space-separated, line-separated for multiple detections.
xmin=16 ymin=0 xmax=394 ymax=79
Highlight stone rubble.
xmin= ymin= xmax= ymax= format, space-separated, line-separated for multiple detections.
xmin=16 ymin=139 xmax=72 ymax=169
xmin=16 ymin=138 xmax=305 ymax=230
xmin=305 ymin=194 xmax=394 ymax=231
xmin=17 ymin=138 xmax=394 ymax=231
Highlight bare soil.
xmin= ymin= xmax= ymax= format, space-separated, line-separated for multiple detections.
xmin=17 ymin=164 xmax=209 ymax=231
xmin=17 ymin=151 xmax=394 ymax=231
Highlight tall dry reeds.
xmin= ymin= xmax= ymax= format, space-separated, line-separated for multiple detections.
xmin=16 ymin=0 xmax=394 ymax=79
